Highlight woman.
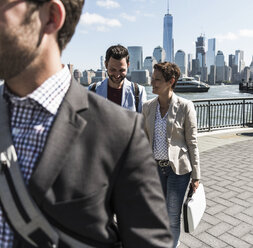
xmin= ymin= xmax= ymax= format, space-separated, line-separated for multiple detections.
xmin=142 ymin=62 xmax=200 ymax=248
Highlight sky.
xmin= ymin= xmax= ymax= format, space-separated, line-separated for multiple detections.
xmin=62 ymin=0 xmax=253 ymax=71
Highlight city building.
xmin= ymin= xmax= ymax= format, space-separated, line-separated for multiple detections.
xmin=100 ymin=56 xmax=105 ymax=70
xmin=243 ymin=66 xmax=250 ymax=82
xmin=128 ymin=46 xmax=143 ymax=72
xmin=195 ymin=35 xmax=206 ymax=68
xmin=200 ymin=67 xmax=208 ymax=82
xmin=188 ymin=54 xmax=193 ymax=76
xmin=250 ymin=57 xmax=253 ymax=79
xmin=216 ymin=50 xmax=225 ymax=82
xmin=153 ymin=46 xmax=166 ymax=63
xmin=131 ymin=70 xmax=151 ymax=85
xmin=82 ymin=69 xmax=96 ymax=86
xmin=163 ymin=0 xmax=174 ymax=62
xmin=235 ymin=50 xmax=245 ymax=73
xmin=192 ymin=59 xmax=201 ymax=76
xmin=209 ymin=65 xmax=216 ymax=85
xmin=206 ymin=38 xmax=216 ymax=73
xmin=143 ymin=56 xmax=157 ymax=76
xmin=91 ymin=69 xmax=106 ymax=83
xmin=175 ymin=50 xmax=187 ymax=76
xmin=224 ymin=66 xmax=232 ymax=82
xmin=228 ymin=54 xmax=235 ymax=68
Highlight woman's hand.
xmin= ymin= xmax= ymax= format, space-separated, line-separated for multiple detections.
xmin=191 ymin=179 xmax=200 ymax=193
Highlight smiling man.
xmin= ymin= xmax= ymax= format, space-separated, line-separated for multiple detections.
xmin=0 ymin=0 xmax=172 ymax=247
xmin=89 ymin=45 xmax=147 ymax=112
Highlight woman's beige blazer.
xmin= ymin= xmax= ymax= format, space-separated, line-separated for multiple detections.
xmin=142 ymin=93 xmax=200 ymax=179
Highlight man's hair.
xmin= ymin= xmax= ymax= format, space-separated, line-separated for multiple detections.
xmin=105 ymin=45 xmax=129 ymax=63
xmin=27 ymin=0 xmax=85 ymax=51
xmin=153 ymin=62 xmax=181 ymax=89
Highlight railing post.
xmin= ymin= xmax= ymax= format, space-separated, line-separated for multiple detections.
xmin=208 ymin=100 xmax=211 ymax=131
xmin=243 ymin=99 xmax=245 ymax=127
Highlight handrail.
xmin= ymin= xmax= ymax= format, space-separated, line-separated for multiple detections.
xmin=192 ymin=97 xmax=253 ymax=132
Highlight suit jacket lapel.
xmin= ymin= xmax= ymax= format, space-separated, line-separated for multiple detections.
xmin=29 ymin=79 xmax=88 ymax=204
xmin=0 ymin=85 xmax=14 ymax=155
xmin=167 ymin=93 xmax=179 ymax=139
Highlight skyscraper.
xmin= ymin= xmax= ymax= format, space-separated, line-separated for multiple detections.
xmin=153 ymin=46 xmax=166 ymax=63
xmin=195 ymin=35 xmax=206 ymax=68
xmin=175 ymin=50 xmax=187 ymax=76
xmin=206 ymin=38 xmax=216 ymax=73
xmin=235 ymin=50 xmax=245 ymax=73
xmin=163 ymin=0 xmax=174 ymax=62
xmin=128 ymin=46 xmax=143 ymax=73
xmin=216 ymin=50 xmax=225 ymax=82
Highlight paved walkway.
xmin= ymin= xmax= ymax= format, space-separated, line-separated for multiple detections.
xmin=180 ymin=128 xmax=253 ymax=248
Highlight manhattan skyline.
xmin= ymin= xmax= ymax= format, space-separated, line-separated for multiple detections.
xmin=62 ymin=0 xmax=253 ymax=71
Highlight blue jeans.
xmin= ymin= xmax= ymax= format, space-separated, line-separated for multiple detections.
xmin=158 ymin=165 xmax=191 ymax=248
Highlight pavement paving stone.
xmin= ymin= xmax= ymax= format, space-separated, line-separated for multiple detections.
xmin=197 ymin=233 xmax=228 ymax=247
xmin=207 ymin=222 xmax=233 ymax=237
xmin=223 ymin=203 xmax=246 ymax=216
xmin=224 ymin=185 xmax=246 ymax=194
xmin=202 ymin=213 xmax=221 ymax=225
xmin=229 ymin=197 xmax=252 ymax=207
xmin=219 ymin=233 xmax=252 ymax=248
xmin=243 ymin=206 xmax=253 ymax=217
xmin=212 ymin=197 xmax=234 ymax=208
xmin=235 ymin=213 xmax=253 ymax=225
xmin=228 ymin=223 xmax=253 ymax=238
xmin=215 ymin=212 xmax=242 ymax=226
xmin=242 ymin=233 xmax=253 ymax=246
xmin=179 ymin=129 xmax=253 ymax=247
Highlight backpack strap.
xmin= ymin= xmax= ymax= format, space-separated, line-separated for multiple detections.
xmin=90 ymin=83 xmax=97 ymax=92
xmin=133 ymin=83 xmax=140 ymax=112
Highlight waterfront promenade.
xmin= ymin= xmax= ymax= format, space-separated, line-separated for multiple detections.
xmin=180 ymin=128 xmax=253 ymax=247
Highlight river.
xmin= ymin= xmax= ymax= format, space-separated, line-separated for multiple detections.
xmin=145 ymin=84 xmax=253 ymax=101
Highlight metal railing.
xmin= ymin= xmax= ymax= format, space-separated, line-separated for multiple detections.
xmin=193 ymin=98 xmax=253 ymax=132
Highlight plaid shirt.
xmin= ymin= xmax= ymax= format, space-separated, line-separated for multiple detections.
xmin=0 ymin=66 xmax=71 ymax=248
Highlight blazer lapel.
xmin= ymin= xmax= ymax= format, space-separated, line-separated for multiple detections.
xmin=167 ymin=93 xmax=179 ymax=139
xmin=29 ymin=80 xmax=88 ymax=205
xmin=148 ymin=98 xmax=158 ymax=146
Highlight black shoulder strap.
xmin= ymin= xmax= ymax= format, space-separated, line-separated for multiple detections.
xmin=133 ymin=83 xmax=140 ymax=112
xmin=0 ymin=150 xmax=99 ymax=248
xmin=90 ymin=83 xmax=97 ymax=92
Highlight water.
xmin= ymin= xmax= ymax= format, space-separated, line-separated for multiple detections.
xmin=145 ymin=84 xmax=253 ymax=101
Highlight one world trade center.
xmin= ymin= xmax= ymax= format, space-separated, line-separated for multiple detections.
xmin=163 ymin=0 xmax=174 ymax=62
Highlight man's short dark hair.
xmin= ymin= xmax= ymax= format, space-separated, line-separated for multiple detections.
xmin=27 ymin=0 xmax=85 ymax=52
xmin=154 ymin=62 xmax=181 ymax=89
xmin=105 ymin=45 xmax=129 ymax=63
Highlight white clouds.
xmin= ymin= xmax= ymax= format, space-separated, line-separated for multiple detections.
xmin=239 ymin=29 xmax=253 ymax=38
xmin=120 ymin=13 xmax=136 ymax=22
xmin=216 ymin=29 xmax=253 ymax=43
xmin=216 ymin=32 xmax=238 ymax=42
xmin=81 ymin=12 xmax=121 ymax=32
xmin=96 ymin=0 xmax=120 ymax=9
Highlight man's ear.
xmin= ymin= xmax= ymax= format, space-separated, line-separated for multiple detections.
xmin=43 ymin=0 xmax=66 ymax=34
xmin=105 ymin=61 xmax=108 ymax=69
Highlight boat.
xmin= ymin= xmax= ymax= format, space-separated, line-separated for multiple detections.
xmin=175 ymin=77 xmax=210 ymax=92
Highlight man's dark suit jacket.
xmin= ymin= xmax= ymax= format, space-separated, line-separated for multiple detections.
xmin=0 ymin=80 xmax=172 ymax=248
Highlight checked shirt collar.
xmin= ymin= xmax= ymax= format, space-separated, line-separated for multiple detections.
xmin=4 ymin=65 xmax=71 ymax=115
